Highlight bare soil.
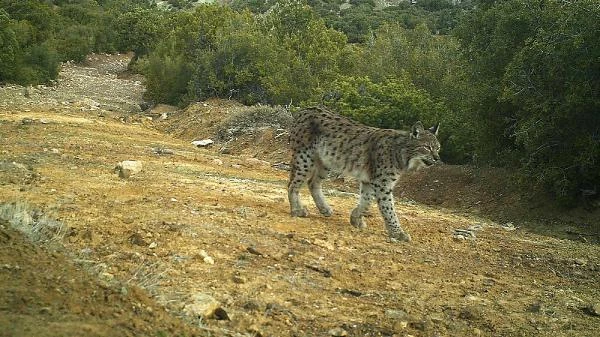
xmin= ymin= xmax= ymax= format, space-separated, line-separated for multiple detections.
xmin=0 ymin=54 xmax=599 ymax=337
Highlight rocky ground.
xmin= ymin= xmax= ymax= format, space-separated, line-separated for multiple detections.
xmin=0 ymin=54 xmax=599 ymax=337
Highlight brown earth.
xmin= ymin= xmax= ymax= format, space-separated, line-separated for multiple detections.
xmin=1 ymin=55 xmax=599 ymax=337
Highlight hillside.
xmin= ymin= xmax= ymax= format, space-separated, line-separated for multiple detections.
xmin=1 ymin=54 xmax=599 ymax=337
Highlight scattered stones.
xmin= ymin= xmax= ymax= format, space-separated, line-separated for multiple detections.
xmin=183 ymin=293 xmax=222 ymax=319
xmin=192 ymin=139 xmax=213 ymax=147
xmin=328 ymin=327 xmax=348 ymax=336
xmin=114 ymin=160 xmax=143 ymax=178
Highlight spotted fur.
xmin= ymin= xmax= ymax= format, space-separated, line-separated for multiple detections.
xmin=287 ymin=107 xmax=441 ymax=242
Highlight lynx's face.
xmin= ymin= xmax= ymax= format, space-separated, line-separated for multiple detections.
xmin=406 ymin=122 xmax=441 ymax=171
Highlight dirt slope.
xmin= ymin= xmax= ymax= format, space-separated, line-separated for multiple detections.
xmin=1 ymin=55 xmax=599 ymax=337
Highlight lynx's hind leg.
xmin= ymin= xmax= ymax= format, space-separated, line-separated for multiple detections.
xmin=308 ymin=160 xmax=333 ymax=216
xmin=288 ymin=149 xmax=315 ymax=217
xmin=350 ymin=182 xmax=374 ymax=229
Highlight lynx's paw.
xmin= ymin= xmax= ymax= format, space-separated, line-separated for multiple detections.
xmin=317 ymin=205 xmax=333 ymax=217
xmin=291 ymin=207 xmax=309 ymax=217
xmin=350 ymin=209 xmax=367 ymax=229
xmin=388 ymin=231 xmax=411 ymax=243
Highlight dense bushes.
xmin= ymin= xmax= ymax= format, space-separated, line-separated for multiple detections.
xmin=455 ymin=0 xmax=600 ymax=204
xmin=0 ymin=0 xmax=155 ymax=85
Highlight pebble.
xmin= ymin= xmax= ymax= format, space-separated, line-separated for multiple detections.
xmin=328 ymin=327 xmax=348 ymax=336
xmin=385 ymin=309 xmax=408 ymax=320
xmin=148 ymin=242 xmax=157 ymax=249
xmin=199 ymin=250 xmax=214 ymax=264
xmin=192 ymin=139 xmax=213 ymax=147
xmin=232 ymin=275 xmax=247 ymax=284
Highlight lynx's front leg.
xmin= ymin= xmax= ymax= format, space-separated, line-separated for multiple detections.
xmin=374 ymin=184 xmax=411 ymax=242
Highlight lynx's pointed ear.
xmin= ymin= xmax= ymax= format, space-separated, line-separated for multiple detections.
xmin=411 ymin=121 xmax=425 ymax=138
xmin=429 ymin=122 xmax=440 ymax=136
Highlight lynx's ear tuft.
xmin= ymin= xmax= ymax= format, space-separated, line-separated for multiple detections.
xmin=429 ymin=122 xmax=440 ymax=136
xmin=411 ymin=121 xmax=424 ymax=138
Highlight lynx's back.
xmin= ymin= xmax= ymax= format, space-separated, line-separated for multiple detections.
xmin=289 ymin=107 xmax=411 ymax=180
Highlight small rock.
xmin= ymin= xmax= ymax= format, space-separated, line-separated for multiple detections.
xmin=183 ymin=293 xmax=221 ymax=319
xmin=385 ymin=309 xmax=408 ymax=320
xmin=453 ymin=234 xmax=466 ymax=241
xmin=409 ymin=320 xmax=428 ymax=331
xmin=212 ymin=158 xmax=224 ymax=166
xmin=114 ymin=160 xmax=143 ymax=178
xmin=214 ymin=307 xmax=230 ymax=320
xmin=243 ymin=300 xmax=261 ymax=311
xmin=199 ymin=250 xmax=214 ymax=264
xmin=232 ymin=275 xmax=247 ymax=284
xmin=152 ymin=147 xmax=174 ymax=155
xmin=128 ymin=233 xmax=147 ymax=246
xmin=39 ymin=307 xmax=52 ymax=315
xmin=148 ymin=242 xmax=157 ymax=249
xmin=313 ymin=238 xmax=335 ymax=251
xmin=328 ymin=327 xmax=348 ymax=336
xmin=246 ymin=246 xmax=264 ymax=256
xmin=527 ymin=301 xmax=543 ymax=313
xmin=501 ymin=222 xmax=517 ymax=230
xmin=574 ymin=258 xmax=588 ymax=266
xmin=245 ymin=157 xmax=271 ymax=167
xmin=192 ymin=139 xmax=214 ymax=147
xmin=453 ymin=228 xmax=476 ymax=239
xmin=247 ymin=325 xmax=264 ymax=337
xmin=582 ymin=303 xmax=600 ymax=317
xmin=98 ymin=272 xmax=114 ymax=284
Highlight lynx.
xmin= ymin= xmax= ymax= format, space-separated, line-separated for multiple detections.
xmin=287 ymin=107 xmax=441 ymax=242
